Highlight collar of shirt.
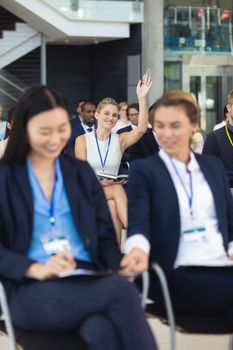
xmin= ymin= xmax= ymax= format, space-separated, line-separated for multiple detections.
xmin=81 ymin=122 xmax=95 ymax=133
xmin=227 ymin=122 xmax=233 ymax=133
xmin=27 ymin=158 xmax=69 ymax=216
xmin=159 ymin=148 xmax=199 ymax=174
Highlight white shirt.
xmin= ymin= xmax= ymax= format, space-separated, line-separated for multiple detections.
xmin=0 ymin=121 xmax=7 ymax=141
xmin=0 ymin=137 xmax=8 ymax=158
xmin=81 ymin=122 xmax=95 ymax=133
xmin=86 ymin=131 xmax=122 ymax=176
xmin=213 ymin=120 xmax=226 ymax=131
xmin=124 ymin=149 xmax=233 ymax=267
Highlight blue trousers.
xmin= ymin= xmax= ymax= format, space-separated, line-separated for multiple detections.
xmin=150 ymin=265 xmax=233 ymax=323
xmin=9 ymin=275 xmax=157 ymax=350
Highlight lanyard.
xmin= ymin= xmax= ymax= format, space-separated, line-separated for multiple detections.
xmin=170 ymin=158 xmax=193 ymax=216
xmin=33 ymin=171 xmax=58 ymax=226
xmin=94 ymin=131 xmax=111 ymax=171
xmin=225 ymin=124 xmax=233 ymax=147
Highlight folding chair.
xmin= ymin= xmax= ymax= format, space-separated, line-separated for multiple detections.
xmin=0 ymin=272 xmax=149 ymax=350
xmin=0 ymin=281 xmax=17 ymax=350
xmin=147 ymin=263 xmax=233 ymax=350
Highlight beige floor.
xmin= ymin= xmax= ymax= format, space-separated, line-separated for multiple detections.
xmin=0 ymin=318 xmax=230 ymax=350
xmin=148 ymin=317 xmax=230 ymax=350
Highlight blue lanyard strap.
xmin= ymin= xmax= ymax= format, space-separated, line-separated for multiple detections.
xmin=170 ymin=158 xmax=193 ymax=216
xmin=33 ymin=172 xmax=58 ymax=226
xmin=94 ymin=131 xmax=112 ymax=171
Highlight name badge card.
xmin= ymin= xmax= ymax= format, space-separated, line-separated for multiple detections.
xmin=42 ymin=230 xmax=71 ymax=255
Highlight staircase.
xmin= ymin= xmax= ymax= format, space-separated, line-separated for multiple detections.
xmin=0 ymin=22 xmax=41 ymax=69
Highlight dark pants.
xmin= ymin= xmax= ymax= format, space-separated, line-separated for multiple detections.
xmin=9 ymin=275 xmax=157 ymax=350
xmin=152 ymin=266 xmax=233 ymax=322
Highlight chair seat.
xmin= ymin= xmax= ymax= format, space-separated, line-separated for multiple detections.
xmin=0 ymin=321 xmax=87 ymax=350
xmin=146 ymin=303 xmax=233 ymax=335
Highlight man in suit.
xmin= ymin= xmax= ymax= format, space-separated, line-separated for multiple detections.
xmin=68 ymin=101 xmax=96 ymax=155
xmin=118 ymin=103 xmax=159 ymax=161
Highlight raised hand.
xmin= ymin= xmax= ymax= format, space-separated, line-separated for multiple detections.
xmin=136 ymin=74 xmax=153 ymax=100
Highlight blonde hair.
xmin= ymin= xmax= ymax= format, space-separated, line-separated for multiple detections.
xmin=96 ymin=97 xmax=119 ymax=113
xmin=118 ymin=101 xmax=128 ymax=111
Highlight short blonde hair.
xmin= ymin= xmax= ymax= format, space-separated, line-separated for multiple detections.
xmin=96 ymin=97 xmax=119 ymax=113
xmin=118 ymin=101 xmax=128 ymax=111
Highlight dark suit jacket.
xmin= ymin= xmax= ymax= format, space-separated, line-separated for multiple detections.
xmin=117 ymin=127 xmax=159 ymax=162
xmin=0 ymin=155 xmax=121 ymax=295
xmin=67 ymin=118 xmax=85 ymax=155
xmin=130 ymin=128 xmax=159 ymax=161
xmin=127 ymin=153 xmax=233 ymax=277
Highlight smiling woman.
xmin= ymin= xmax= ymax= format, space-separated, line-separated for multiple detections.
xmin=0 ymin=85 xmax=157 ymax=350
xmin=75 ymin=75 xmax=152 ymax=243
xmin=123 ymin=90 xmax=233 ymax=324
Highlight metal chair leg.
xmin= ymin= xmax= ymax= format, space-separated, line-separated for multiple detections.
xmin=0 ymin=282 xmax=17 ymax=350
xmin=228 ymin=335 xmax=233 ymax=350
xmin=141 ymin=271 xmax=149 ymax=309
xmin=152 ymin=263 xmax=176 ymax=350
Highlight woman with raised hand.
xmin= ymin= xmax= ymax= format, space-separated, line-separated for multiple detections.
xmin=75 ymin=75 xmax=152 ymax=243
xmin=122 ymin=90 xmax=233 ymax=321
xmin=0 ymin=86 xmax=157 ymax=350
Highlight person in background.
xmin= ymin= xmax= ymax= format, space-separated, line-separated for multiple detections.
xmin=213 ymin=104 xmax=229 ymax=131
xmin=191 ymin=126 xmax=204 ymax=154
xmin=112 ymin=101 xmax=129 ymax=133
xmin=0 ymin=103 xmax=7 ymax=141
xmin=0 ymin=86 xmax=157 ymax=350
xmin=74 ymin=98 xmax=87 ymax=120
xmin=67 ymin=101 xmax=96 ymax=155
xmin=122 ymin=90 xmax=233 ymax=323
xmin=203 ymin=90 xmax=233 ymax=191
xmin=75 ymin=75 xmax=152 ymax=243
xmin=0 ymin=106 xmax=15 ymax=158
xmin=128 ymin=105 xmax=160 ymax=162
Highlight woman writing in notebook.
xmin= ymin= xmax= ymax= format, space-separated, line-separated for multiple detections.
xmin=0 ymin=86 xmax=157 ymax=350
xmin=75 ymin=75 xmax=152 ymax=243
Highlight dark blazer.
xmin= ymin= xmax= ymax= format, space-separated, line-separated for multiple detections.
xmin=127 ymin=153 xmax=233 ymax=276
xmin=0 ymin=155 xmax=121 ymax=295
xmin=130 ymin=128 xmax=160 ymax=161
xmin=67 ymin=118 xmax=85 ymax=155
xmin=117 ymin=125 xmax=133 ymax=134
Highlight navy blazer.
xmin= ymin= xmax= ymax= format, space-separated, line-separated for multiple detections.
xmin=67 ymin=118 xmax=85 ymax=155
xmin=0 ymin=155 xmax=121 ymax=295
xmin=130 ymin=128 xmax=160 ymax=161
xmin=127 ymin=153 xmax=233 ymax=276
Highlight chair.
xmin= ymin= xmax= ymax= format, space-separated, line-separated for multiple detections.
xmin=0 ymin=281 xmax=17 ymax=350
xmin=0 ymin=272 xmax=149 ymax=350
xmin=147 ymin=263 xmax=233 ymax=350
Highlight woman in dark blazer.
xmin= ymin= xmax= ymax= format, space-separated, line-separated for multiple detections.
xmin=0 ymin=86 xmax=157 ymax=350
xmin=122 ymin=91 xmax=233 ymax=320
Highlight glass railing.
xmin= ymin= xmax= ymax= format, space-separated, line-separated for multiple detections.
xmin=0 ymin=69 xmax=26 ymax=116
xmin=43 ymin=0 xmax=144 ymax=23
xmin=164 ymin=5 xmax=233 ymax=54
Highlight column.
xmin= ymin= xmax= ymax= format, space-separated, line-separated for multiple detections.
xmin=142 ymin=0 xmax=164 ymax=106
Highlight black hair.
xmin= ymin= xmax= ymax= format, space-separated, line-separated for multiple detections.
xmin=4 ymin=106 xmax=15 ymax=139
xmin=2 ymin=86 xmax=69 ymax=164
xmin=126 ymin=103 xmax=139 ymax=117
xmin=80 ymin=101 xmax=96 ymax=112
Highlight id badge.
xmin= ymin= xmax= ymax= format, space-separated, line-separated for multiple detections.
xmin=183 ymin=226 xmax=206 ymax=243
xmin=42 ymin=230 xmax=71 ymax=255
